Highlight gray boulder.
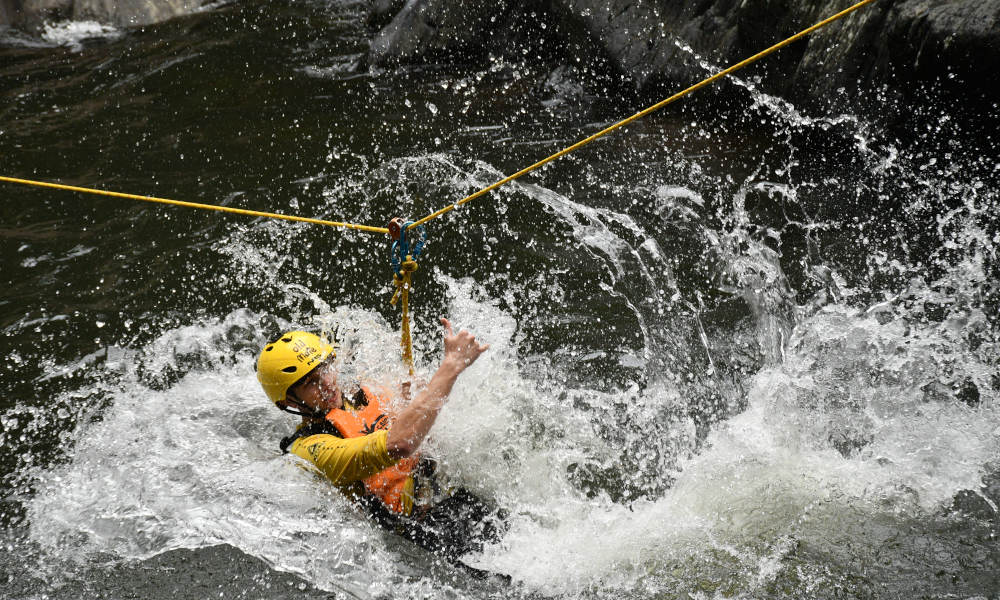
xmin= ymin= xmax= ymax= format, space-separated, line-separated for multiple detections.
xmin=368 ymin=0 xmax=556 ymax=67
xmin=369 ymin=0 xmax=507 ymax=65
xmin=367 ymin=0 xmax=406 ymax=30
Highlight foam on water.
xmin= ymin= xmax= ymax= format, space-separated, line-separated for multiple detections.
xmin=25 ymin=309 xmax=409 ymax=594
xmin=23 ymin=257 xmax=997 ymax=598
xmin=21 ymin=281 xmax=555 ymax=594
xmin=470 ymin=300 xmax=998 ymax=593
xmin=39 ymin=20 xmax=121 ymax=51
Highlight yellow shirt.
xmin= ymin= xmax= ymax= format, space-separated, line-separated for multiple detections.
xmin=288 ymin=428 xmax=399 ymax=486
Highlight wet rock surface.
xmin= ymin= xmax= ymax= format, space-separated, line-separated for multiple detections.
xmin=367 ymin=0 xmax=1000 ymax=114
xmin=0 ymin=0 xmax=209 ymax=28
xmin=368 ymin=0 xmax=563 ymax=70
xmin=368 ymin=0 xmax=506 ymax=66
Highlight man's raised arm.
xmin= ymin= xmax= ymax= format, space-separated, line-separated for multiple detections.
xmin=386 ymin=318 xmax=488 ymax=459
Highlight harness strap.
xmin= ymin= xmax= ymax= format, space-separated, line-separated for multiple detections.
xmin=279 ymin=419 xmax=338 ymax=453
xmin=278 ymin=389 xmax=370 ymax=453
xmin=279 ymin=387 xmax=426 ymax=515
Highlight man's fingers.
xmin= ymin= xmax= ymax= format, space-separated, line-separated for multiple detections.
xmin=440 ymin=317 xmax=490 ymax=361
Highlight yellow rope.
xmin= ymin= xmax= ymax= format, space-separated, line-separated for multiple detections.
xmin=390 ymin=257 xmax=419 ymax=375
xmin=408 ymin=0 xmax=877 ymax=230
xmin=4 ymin=0 xmax=876 ymax=372
xmin=0 ymin=176 xmax=389 ymax=234
xmin=3 ymin=0 xmax=874 ymax=237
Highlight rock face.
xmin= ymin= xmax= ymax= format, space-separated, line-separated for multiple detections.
xmin=369 ymin=0 xmax=562 ymax=69
xmin=0 ymin=0 xmax=207 ymax=29
xmin=368 ymin=0 xmax=1000 ymax=112
xmin=369 ymin=0 xmax=507 ymax=66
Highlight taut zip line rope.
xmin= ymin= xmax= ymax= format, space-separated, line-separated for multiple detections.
xmin=407 ymin=0 xmax=876 ymax=229
xmin=0 ymin=176 xmax=389 ymax=234
xmin=1 ymin=0 xmax=876 ymax=368
xmin=2 ymin=0 xmax=875 ymax=234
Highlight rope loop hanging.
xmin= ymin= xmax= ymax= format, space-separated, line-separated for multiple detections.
xmin=388 ymin=218 xmax=427 ymax=375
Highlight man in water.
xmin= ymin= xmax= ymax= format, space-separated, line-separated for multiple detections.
xmin=256 ymin=318 xmax=502 ymax=558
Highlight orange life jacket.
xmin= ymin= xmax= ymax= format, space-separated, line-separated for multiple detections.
xmin=325 ymin=387 xmax=419 ymax=516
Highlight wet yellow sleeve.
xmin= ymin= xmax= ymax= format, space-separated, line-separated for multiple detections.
xmin=288 ymin=429 xmax=399 ymax=486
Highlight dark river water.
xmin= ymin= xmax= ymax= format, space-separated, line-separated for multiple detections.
xmin=2 ymin=1 xmax=998 ymax=598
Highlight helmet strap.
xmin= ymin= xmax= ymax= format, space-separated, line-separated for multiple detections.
xmin=278 ymin=398 xmax=324 ymax=419
xmin=278 ymin=404 xmax=311 ymax=417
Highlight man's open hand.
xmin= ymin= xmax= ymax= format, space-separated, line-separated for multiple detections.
xmin=441 ymin=317 xmax=489 ymax=369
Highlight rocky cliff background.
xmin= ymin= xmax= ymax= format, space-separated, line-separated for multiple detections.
xmin=0 ymin=0 xmax=208 ymax=28
xmin=368 ymin=0 xmax=1000 ymax=117
xmin=3 ymin=0 xmax=997 ymax=118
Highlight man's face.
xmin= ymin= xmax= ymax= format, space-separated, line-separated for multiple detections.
xmin=285 ymin=356 xmax=342 ymax=415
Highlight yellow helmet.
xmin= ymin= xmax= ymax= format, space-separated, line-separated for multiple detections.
xmin=256 ymin=331 xmax=335 ymax=404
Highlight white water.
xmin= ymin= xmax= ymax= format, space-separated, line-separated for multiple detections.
xmin=478 ymin=305 xmax=999 ymax=595
xmin=40 ymin=20 xmax=121 ymax=51
xmin=3 ymin=1 xmax=998 ymax=596
xmin=14 ymin=44 xmax=1000 ymax=598
xmin=24 ymin=207 xmax=999 ymax=598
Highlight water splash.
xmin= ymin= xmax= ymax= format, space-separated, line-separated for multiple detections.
xmin=3 ymin=4 xmax=999 ymax=596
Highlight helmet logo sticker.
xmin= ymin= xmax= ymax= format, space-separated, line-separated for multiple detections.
xmin=290 ymin=338 xmax=322 ymax=365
